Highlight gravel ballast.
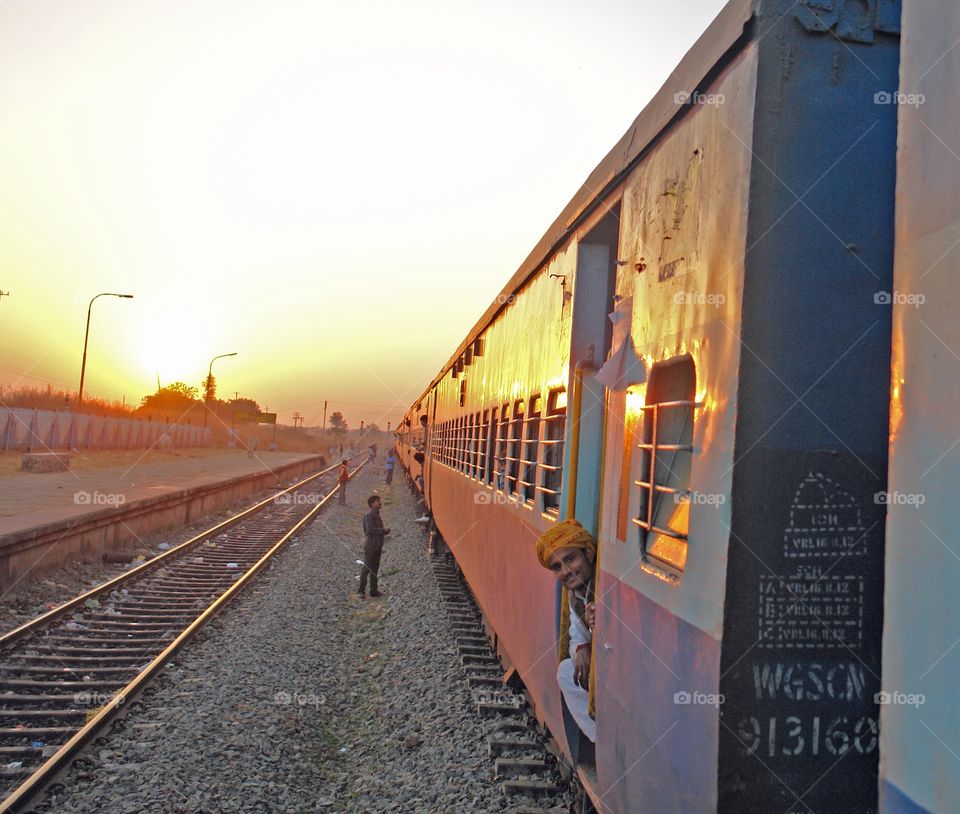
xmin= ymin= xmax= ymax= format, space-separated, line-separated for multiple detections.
xmin=47 ymin=463 xmax=524 ymax=813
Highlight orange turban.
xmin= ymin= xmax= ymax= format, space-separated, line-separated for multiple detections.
xmin=535 ymin=519 xmax=596 ymax=568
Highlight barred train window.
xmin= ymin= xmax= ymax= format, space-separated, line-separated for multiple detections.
xmin=494 ymin=404 xmax=509 ymax=490
xmin=632 ymin=356 xmax=697 ymax=575
xmin=470 ymin=411 xmax=482 ymax=478
xmin=485 ymin=408 xmax=499 ymax=485
xmin=478 ymin=410 xmax=489 ymax=481
xmin=538 ymin=389 xmax=567 ymax=513
xmin=520 ymin=395 xmax=542 ymax=504
xmin=466 ymin=413 xmax=475 ymax=477
xmin=505 ymin=400 xmax=524 ymax=495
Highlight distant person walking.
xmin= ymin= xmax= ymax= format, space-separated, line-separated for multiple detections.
xmin=247 ymin=436 xmax=259 ymax=458
xmin=384 ymin=450 xmax=396 ymax=485
xmin=337 ymin=459 xmax=349 ymax=505
xmin=358 ymin=494 xmax=390 ymax=598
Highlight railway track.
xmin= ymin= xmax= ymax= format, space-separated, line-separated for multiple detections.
xmin=0 ymin=455 xmax=366 ymax=813
xmin=429 ymin=553 xmax=579 ymax=813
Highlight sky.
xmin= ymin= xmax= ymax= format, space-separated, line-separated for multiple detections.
xmin=0 ymin=0 xmax=728 ymax=430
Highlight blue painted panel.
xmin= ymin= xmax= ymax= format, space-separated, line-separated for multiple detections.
xmin=880 ymin=780 xmax=931 ymax=814
xmin=594 ymin=571 xmax=720 ymax=813
xmin=718 ymin=2 xmax=901 ymax=812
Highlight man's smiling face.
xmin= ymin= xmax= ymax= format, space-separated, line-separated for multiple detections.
xmin=547 ymin=545 xmax=594 ymax=592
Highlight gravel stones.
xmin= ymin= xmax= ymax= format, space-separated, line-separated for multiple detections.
xmin=45 ymin=465 xmax=527 ymax=813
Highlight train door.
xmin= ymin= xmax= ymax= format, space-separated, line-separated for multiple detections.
xmin=562 ymin=204 xmax=620 ymax=772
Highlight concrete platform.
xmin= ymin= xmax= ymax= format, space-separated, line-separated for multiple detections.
xmin=0 ymin=450 xmax=331 ymax=592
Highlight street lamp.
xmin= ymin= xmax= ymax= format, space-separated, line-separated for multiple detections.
xmin=204 ymin=352 xmax=238 ymax=427
xmin=78 ymin=292 xmax=134 ymax=407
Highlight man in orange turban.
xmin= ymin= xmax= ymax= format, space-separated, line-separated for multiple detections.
xmin=536 ymin=519 xmax=596 ymax=742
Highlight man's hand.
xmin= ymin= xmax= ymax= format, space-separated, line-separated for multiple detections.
xmin=383 ymin=528 xmax=391 ymax=536
xmin=583 ymin=601 xmax=596 ymax=632
xmin=574 ymin=644 xmax=591 ymax=689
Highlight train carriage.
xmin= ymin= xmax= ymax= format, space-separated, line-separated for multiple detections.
xmin=396 ymin=1 xmax=957 ymax=811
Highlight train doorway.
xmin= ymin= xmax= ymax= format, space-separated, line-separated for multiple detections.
xmin=561 ymin=204 xmax=620 ymax=781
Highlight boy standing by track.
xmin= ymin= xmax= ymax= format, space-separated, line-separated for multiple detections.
xmin=358 ymin=494 xmax=390 ymax=598
xmin=337 ymin=459 xmax=349 ymax=505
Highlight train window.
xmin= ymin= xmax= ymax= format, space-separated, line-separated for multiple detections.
xmin=459 ymin=378 xmax=467 ymax=407
xmin=486 ymin=408 xmax=498 ymax=485
xmin=633 ymin=356 xmax=697 ymax=575
xmin=469 ymin=411 xmax=482 ymax=478
xmin=494 ymin=404 xmax=509 ymax=491
xmin=505 ymin=400 xmax=524 ymax=495
xmin=538 ymin=389 xmax=567 ymax=514
xmin=459 ymin=416 xmax=469 ymax=474
xmin=478 ymin=410 xmax=490 ymax=481
xmin=520 ymin=395 xmax=542 ymax=505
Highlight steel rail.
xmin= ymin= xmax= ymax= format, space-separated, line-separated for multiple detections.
xmin=0 ymin=454 xmax=364 ymax=650
xmin=0 ymin=458 xmax=368 ymax=813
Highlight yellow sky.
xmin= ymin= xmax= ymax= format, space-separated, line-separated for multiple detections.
xmin=0 ymin=0 xmax=727 ymax=428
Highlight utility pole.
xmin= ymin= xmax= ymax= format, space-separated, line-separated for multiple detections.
xmin=322 ymin=400 xmax=327 ymax=432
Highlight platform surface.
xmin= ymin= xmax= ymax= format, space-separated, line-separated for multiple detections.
xmin=0 ymin=449 xmax=323 ymax=538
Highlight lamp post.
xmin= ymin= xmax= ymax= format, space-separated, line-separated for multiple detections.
xmin=78 ymin=292 xmax=134 ymax=407
xmin=204 ymin=352 xmax=237 ymax=427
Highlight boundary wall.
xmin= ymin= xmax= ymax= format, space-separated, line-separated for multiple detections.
xmin=0 ymin=409 xmax=210 ymax=452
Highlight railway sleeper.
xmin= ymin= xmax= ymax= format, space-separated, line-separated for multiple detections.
xmin=495 ymin=758 xmax=550 ymax=779
xmin=461 ymin=654 xmax=499 ymax=667
xmin=488 ymin=736 xmax=540 ymax=757
xmin=467 ymin=676 xmax=502 ymax=688
xmin=500 ymin=779 xmax=562 ymax=798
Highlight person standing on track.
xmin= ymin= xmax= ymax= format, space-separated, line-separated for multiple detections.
xmin=337 ymin=459 xmax=349 ymax=505
xmin=384 ymin=450 xmax=396 ymax=485
xmin=358 ymin=494 xmax=390 ymax=598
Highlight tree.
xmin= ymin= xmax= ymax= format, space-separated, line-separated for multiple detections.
xmin=226 ymin=396 xmax=261 ymax=416
xmin=139 ymin=382 xmax=200 ymax=413
xmin=329 ymin=411 xmax=347 ymax=436
xmin=203 ymin=374 xmax=216 ymax=403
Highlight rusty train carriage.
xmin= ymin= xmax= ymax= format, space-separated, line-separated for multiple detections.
xmin=393 ymin=0 xmax=937 ymax=811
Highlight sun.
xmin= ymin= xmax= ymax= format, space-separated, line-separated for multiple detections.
xmin=134 ymin=301 xmax=218 ymax=388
